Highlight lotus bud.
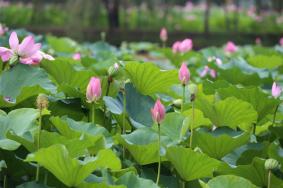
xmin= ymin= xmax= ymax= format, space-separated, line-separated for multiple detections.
xmin=279 ymin=37 xmax=283 ymax=46
xmin=160 ymin=27 xmax=168 ymax=42
xmin=225 ymin=41 xmax=237 ymax=53
xmin=272 ymin=82 xmax=281 ymax=98
xmin=265 ymin=158 xmax=280 ymax=170
xmin=86 ymin=77 xmax=102 ymax=103
xmin=179 ymin=63 xmax=190 ymax=86
xmin=36 ymin=94 xmax=48 ymax=110
xmin=151 ymin=99 xmax=166 ymax=124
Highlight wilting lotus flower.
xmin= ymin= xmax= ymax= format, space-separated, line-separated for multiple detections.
xmin=279 ymin=37 xmax=283 ymax=46
xmin=73 ymin=53 xmax=81 ymax=60
xmin=86 ymin=77 xmax=102 ymax=103
xmin=179 ymin=63 xmax=190 ymax=85
xmin=224 ymin=41 xmax=237 ymax=53
xmin=151 ymin=99 xmax=165 ymax=124
xmin=200 ymin=66 xmax=210 ymax=77
xmin=272 ymin=82 xmax=281 ymax=98
xmin=0 ymin=31 xmax=54 ymax=64
xmin=160 ymin=27 xmax=168 ymax=42
xmin=0 ymin=24 xmax=8 ymax=36
xmin=210 ymin=69 xmax=217 ymax=78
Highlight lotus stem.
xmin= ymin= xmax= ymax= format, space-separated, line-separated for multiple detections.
xmin=182 ymin=85 xmax=185 ymax=112
xmin=268 ymin=170 xmax=271 ymax=188
xmin=122 ymin=90 xmax=127 ymax=159
xmin=156 ymin=123 xmax=161 ymax=185
xmin=3 ymin=175 xmax=6 ymax=188
xmin=36 ymin=110 xmax=42 ymax=182
xmin=190 ymin=101 xmax=195 ymax=148
xmin=91 ymin=102 xmax=95 ymax=124
xmin=103 ymin=78 xmax=112 ymax=128
xmin=272 ymin=104 xmax=280 ymax=126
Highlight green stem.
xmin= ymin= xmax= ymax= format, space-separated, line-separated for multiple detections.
xmin=36 ymin=110 xmax=42 ymax=182
xmin=3 ymin=175 xmax=6 ymax=188
xmin=252 ymin=123 xmax=256 ymax=135
xmin=44 ymin=171 xmax=48 ymax=185
xmin=182 ymin=85 xmax=185 ymax=112
xmin=268 ymin=170 xmax=271 ymax=188
xmin=91 ymin=102 xmax=95 ymax=124
xmin=103 ymin=79 xmax=111 ymax=127
xmin=190 ymin=101 xmax=194 ymax=148
xmin=272 ymin=104 xmax=280 ymax=126
xmin=122 ymin=91 xmax=126 ymax=159
xmin=156 ymin=123 xmax=161 ymax=185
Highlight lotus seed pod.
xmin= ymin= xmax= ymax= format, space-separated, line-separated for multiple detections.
xmin=265 ymin=158 xmax=280 ymax=170
xmin=36 ymin=94 xmax=48 ymax=110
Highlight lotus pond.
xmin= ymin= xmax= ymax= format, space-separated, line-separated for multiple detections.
xmin=0 ymin=29 xmax=283 ymax=188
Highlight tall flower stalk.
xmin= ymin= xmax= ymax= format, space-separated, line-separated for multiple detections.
xmin=35 ymin=94 xmax=48 ymax=182
xmin=151 ymin=99 xmax=165 ymax=185
xmin=179 ymin=63 xmax=190 ymax=112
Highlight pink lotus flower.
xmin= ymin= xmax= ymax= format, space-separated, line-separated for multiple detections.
xmin=86 ymin=77 xmax=102 ymax=103
xmin=179 ymin=63 xmax=190 ymax=85
xmin=73 ymin=53 xmax=81 ymax=60
xmin=224 ymin=41 xmax=238 ymax=54
xmin=272 ymin=82 xmax=281 ymax=98
xmin=210 ymin=69 xmax=217 ymax=78
xmin=200 ymin=66 xmax=210 ymax=77
xmin=0 ymin=24 xmax=8 ymax=36
xmin=160 ymin=27 xmax=168 ymax=42
xmin=172 ymin=41 xmax=181 ymax=53
xmin=0 ymin=31 xmax=54 ymax=64
xmin=172 ymin=39 xmax=193 ymax=53
xmin=255 ymin=37 xmax=261 ymax=45
xmin=279 ymin=38 xmax=283 ymax=46
xmin=215 ymin=58 xmax=222 ymax=66
xmin=179 ymin=39 xmax=193 ymax=53
xmin=151 ymin=99 xmax=165 ymax=124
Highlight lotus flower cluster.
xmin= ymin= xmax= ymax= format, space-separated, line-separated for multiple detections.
xmin=86 ymin=77 xmax=102 ymax=103
xmin=224 ymin=41 xmax=237 ymax=54
xmin=159 ymin=28 xmax=168 ymax=42
xmin=151 ymin=99 xmax=166 ymax=124
xmin=172 ymin=38 xmax=193 ymax=53
xmin=179 ymin=63 xmax=190 ymax=85
xmin=272 ymin=82 xmax=281 ymax=98
xmin=0 ymin=32 xmax=54 ymax=64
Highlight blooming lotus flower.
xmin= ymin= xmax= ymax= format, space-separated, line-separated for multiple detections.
xmin=151 ymin=99 xmax=165 ymax=124
xmin=179 ymin=63 xmax=190 ymax=85
xmin=179 ymin=38 xmax=193 ymax=53
xmin=272 ymin=82 xmax=281 ymax=98
xmin=215 ymin=58 xmax=222 ymax=66
xmin=73 ymin=53 xmax=81 ymax=60
xmin=160 ymin=27 xmax=168 ymax=42
xmin=224 ymin=41 xmax=237 ymax=53
xmin=0 ymin=31 xmax=54 ymax=64
xmin=279 ymin=37 xmax=283 ymax=46
xmin=172 ymin=41 xmax=181 ymax=53
xmin=86 ymin=77 xmax=102 ymax=103
xmin=200 ymin=66 xmax=210 ymax=77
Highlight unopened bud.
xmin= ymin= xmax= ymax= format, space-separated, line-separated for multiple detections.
xmin=36 ymin=94 xmax=48 ymax=110
xmin=172 ymin=99 xmax=182 ymax=108
xmin=265 ymin=158 xmax=280 ymax=170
